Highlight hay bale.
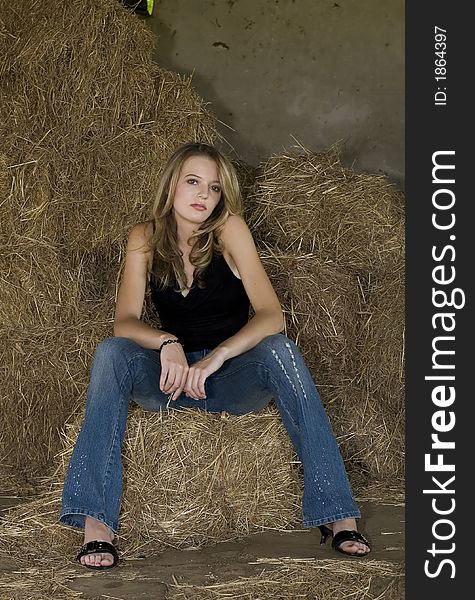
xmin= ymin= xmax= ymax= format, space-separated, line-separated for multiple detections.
xmin=0 ymin=0 xmax=219 ymax=485
xmin=0 ymin=244 xmax=119 ymax=328
xmin=247 ymin=147 xmax=405 ymax=483
xmin=350 ymin=268 xmax=405 ymax=480
xmin=258 ymin=249 xmax=377 ymax=482
xmin=0 ymin=152 xmax=10 ymax=201
xmin=0 ymin=243 xmax=120 ymax=483
xmin=259 ymin=249 xmax=405 ymax=483
xmin=0 ymin=0 xmax=218 ymax=242
xmin=361 ymin=269 xmax=405 ymax=400
xmin=1 ymin=0 xmax=406 ymax=498
xmin=67 ymin=407 xmax=301 ymax=552
xmin=247 ymin=146 xmax=404 ymax=273
xmin=260 ymin=249 xmax=363 ymax=406
xmin=0 ymin=408 xmax=301 ymax=563
xmin=0 ymin=323 xmax=110 ymax=485
xmin=234 ymin=158 xmax=259 ymax=221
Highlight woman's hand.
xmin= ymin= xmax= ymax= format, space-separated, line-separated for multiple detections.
xmin=159 ymin=342 xmax=189 ymax=401
xmin=184 ymin=349 xmax=227 ymax=400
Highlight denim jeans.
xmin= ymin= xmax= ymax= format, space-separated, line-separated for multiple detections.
xmin=59 ymin=334 xmax=360 ymax=534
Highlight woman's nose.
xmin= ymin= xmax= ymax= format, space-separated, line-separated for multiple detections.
xmin=198 ymin=185 xmax=209 ymax=198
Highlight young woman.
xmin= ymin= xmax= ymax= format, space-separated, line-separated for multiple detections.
xmin=59 ymin=142 xmax=370 ymax=569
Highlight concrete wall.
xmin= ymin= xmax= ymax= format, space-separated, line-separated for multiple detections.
xmin=146 ymin=0 xmax=404 ymax=184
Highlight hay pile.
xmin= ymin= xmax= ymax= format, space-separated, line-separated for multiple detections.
xmin=0 ymin=408 xmax=301 ymax=563
xmin=260 ymin=250 xmax=362 ymax=383
xmin=120 ymin=409 xmax=300 ymax=547
xmin=352 ymin=268 xmax=405 ymax=477
xmin=1 ymin=9 xmax=404 ymax=596
xmin=247 ymin=147 xmax=405 ymax=482
xmin=169 ymin=558 xmax=404 ymax=600
xmin=248 ymin=146 xmax=404 ymax=273
xmin=0 ymin=0 xmax=218 ymax=485
xmin=0 ymin=569 xmax=82 ymax=600
xmin=257 ymin=249 xmax=367 ymax=473
xmin=0 ymin=559 xmax=404 ymax=600
xmin=0 ymin=0 xmax=217 ymax=248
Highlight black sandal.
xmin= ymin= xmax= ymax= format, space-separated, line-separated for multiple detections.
xmin=76 ymin=540 xmax=120 ymax=570
xmin=318 ymin=525 xmax=371 ymax=557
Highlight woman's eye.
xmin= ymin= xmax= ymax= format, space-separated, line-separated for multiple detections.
xmin=187 ymin=179 xmax=197 ymax=184
xmin=212 ymin=186 xmax=221 ymax=193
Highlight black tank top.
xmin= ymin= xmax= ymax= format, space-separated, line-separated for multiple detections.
xmin=149 ymin=253 xmax=250 ymax=351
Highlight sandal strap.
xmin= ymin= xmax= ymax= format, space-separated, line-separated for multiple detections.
xmin=76 ymin=540 xmax=119 ymax=564
xmin=332 ymin=530 xmax=371 ymax=551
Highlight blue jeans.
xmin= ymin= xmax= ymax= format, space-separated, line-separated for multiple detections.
xmin=59 ymin=334 xmax=360 ymax=534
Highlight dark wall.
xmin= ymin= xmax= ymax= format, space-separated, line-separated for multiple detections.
xmin=146 ymin=0 xmax=404 ymax=184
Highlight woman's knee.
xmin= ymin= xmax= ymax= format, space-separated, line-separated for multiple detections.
xmin=93 ymin=336 xmax=143 ymax=365
xmin=252 ymin=334 xmax=300 ymax=367
xmin=259 ymin=333 xmax=298 ymax=355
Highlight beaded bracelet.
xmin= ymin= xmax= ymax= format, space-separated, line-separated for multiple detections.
xmin=158 ymin=338 xmax=183 ymax=354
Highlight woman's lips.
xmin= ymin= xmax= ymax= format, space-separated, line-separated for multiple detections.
xmin=191 ymin=204 xmax=206 ymax=211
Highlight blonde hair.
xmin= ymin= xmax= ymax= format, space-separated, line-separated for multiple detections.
xmin=147 ymin=142 xmax=243 ymax=292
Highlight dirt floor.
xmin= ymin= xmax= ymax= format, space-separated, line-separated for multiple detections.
xmin=0 ymin=494 xmax=404 ymax=599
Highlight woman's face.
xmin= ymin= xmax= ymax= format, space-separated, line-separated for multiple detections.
xmin=172 ymin=155 xmax=222 ymax=228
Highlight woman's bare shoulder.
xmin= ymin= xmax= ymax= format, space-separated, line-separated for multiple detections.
xmin=126 ymin=221 xmax=155 ymax=272
xmin=132 ymin=220 xmax=154 ymax=237
xmin=127 ymin=220 xmax=154 ymax=247
xmin=220 ymin=215 xmax=256 ymax=254
xmin=219 ymin=214 xmax=250 ymax=245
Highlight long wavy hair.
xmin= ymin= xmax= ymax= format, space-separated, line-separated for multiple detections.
xmin=146 ymin=142 xmax=243 ymax=292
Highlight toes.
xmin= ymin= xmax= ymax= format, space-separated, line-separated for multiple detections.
xmin=93 ymin=554 xmax=102 ymax=567
xmin=340 ymin=541 xmax=370 ymax=555
xmin=81 ymin=552 xmax=113 ymax=567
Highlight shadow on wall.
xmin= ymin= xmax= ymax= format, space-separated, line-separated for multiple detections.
xmin=145 ymin=0 xmax=405 ymax=185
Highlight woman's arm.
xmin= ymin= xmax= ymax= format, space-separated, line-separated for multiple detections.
xmin=113 ymin=221 xmax=176 ymax=348
xmin=114 ymin=222 xmax=191 ymax=400
xmin=213 ymin=214 xmax=285 ymax=362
